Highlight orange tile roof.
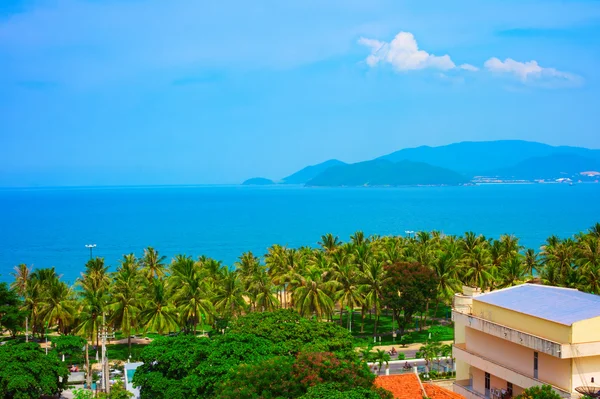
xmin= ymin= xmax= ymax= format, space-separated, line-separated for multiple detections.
xmin=374 ymin=374 xmax=465 ymax=399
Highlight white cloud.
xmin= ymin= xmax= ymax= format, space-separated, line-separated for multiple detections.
xmin=358 ymin=32 xmax=456 ymax=71
xmin=484 ymin=57 xmax=581 ymax=85
xmin=459 ymin=63 xmax=479 ymax=72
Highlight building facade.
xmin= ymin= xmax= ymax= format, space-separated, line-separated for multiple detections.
xmin=452 ymin=284 xmax=600 ymax=399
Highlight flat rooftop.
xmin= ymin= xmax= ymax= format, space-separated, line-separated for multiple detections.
xmin=474 ymin=284 xmax=600 ymax=325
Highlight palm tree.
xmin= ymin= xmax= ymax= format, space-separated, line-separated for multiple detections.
xmin=329 ymin=252 xmax=363 ymax=329
xmin=293 ymin=266 xmax=335 ymax=319
xmin=497 ymin=256 xmax=527 ymax=288
xmin=432 ymin=251 xmax=461 ymax=316
xmin=10 ymin=263 xmax=31 ymax=297
xmin=139 ymin=278 xmax=179 ymax=334
xmin=248 ymin=267 xmax=280 ymax=312
xmin=141 ymin=246 xmax=167 ymax=280
xmin=319 ymin=233 xmax=341 ymax=255
xmin=462 ymin=246 xmax=494 ymax=291
xmin=524 ymin=249 xmax=539 ymax=276
xmin=170 ymin=255 xmax=213 ymax=334
xmin=39 ymin=279 xmax=75 ymax=334
xmin=213 ymin=268 xmax=247 ymax=317
xmin=358 ymin=260 xmax=386 ymax=335
xmin=372 ymin=349 xmax=391 ymax=374
xmin=109 ymin=254 xmax=142 ymax=353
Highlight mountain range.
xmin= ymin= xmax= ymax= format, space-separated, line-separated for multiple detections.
xmin=243 ymin=140 xmax=600 ymax=187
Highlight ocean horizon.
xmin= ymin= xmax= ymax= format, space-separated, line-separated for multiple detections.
xmin=1 ymin=183 xmax=599 ymax=284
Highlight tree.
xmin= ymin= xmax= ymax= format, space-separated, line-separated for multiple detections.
xmin=0 ymin=282 xmax=25 ymax=338
xmin=293 ymin=266 xmax=335 ymax=319
xmin=51 ymin=334 xmax=86 ymax=360
xmin=371 ymin=349 xmax=391 ymax=374
xmin=139 ymin=278 xmax=179 ymax=334
xmin=170 ymin=255 xmax=214 ymax=334
xmin=516 ymin=385 xmax=562 ymax=399
xmin=0 ymin=341 xmax=69 ymax=399
xmin=381 ymin=262 xmax=439 ymax=335
xmin=109 ymin=254 xmax=142 ymax=353
xmin=141 ymin=246 xmax=167 ymax=280
xmin=300 ymin=383 xmax=393 ymax=399
xmin=10 ymin=264 xmax=31 ymax=298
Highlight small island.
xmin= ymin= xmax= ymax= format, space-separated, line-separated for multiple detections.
xmin=242 ymin=177 xmax=275 ymax=185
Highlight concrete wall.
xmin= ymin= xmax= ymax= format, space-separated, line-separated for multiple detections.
xmin=571 ymin=355 xmax=600 ymax=391
xmin=472 ymin=301 xmax=571 ymax=343
xmin=465 ymin=327 xmax=572 ymax=391
xmin=572 ymin=317 xmax=600 ymax=344
xmin=471 ymin=366 xmax=485 ymax=394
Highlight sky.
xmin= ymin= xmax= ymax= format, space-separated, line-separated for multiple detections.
xmin=1 ymin=0 xmax=600 ymax=186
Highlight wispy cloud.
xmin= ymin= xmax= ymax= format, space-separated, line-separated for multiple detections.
xmin=459 ymin=64 xmax=479 ymax=72
xmin=484 ymin=57 xmax=582 ymax=87
xmin=358 ymin=32 xmax=456 ymax=71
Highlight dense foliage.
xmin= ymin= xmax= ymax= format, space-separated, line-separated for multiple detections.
xmin=133 ymin=311 xmax=387 ymax=399
xmin=0 ymin=341 xmax=69 ymax=399
xmin=0 ymin=281 xmax=25 ymax=338
xmin=516 ymin=384 xmax=562 ymax=399
xmin=3 ymin=225 xmax=600 ymax=395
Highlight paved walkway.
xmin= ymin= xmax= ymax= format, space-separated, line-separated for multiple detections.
xmin=371 ymin=340 xmax=454 ymax=359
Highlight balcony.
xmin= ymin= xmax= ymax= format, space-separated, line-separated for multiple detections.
xmin=453 ymin=344 xmax=571 ymax=399
xmin=453 ymin=311 xmax=564 ymax=358
xmin=454 ymin=380 xmax=489 ymax=399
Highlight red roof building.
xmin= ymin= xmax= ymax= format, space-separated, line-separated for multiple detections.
xmin=375 ymin=374 xmax=465 ymax=399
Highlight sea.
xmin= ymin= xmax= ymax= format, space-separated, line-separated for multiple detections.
xmin=1 ymin=184 xmax=599 ymax=284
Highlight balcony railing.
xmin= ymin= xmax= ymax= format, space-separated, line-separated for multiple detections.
xmin=454 ymin=380 xmax=490 ymax=399
xmin=452 ymin=311 xmax=564 ymax=358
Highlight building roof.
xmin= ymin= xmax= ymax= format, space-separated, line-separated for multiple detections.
xmin=474 ymin=284 xmax=600 ymax=325
xmin=374 ymin=374 xmax=465 ymax=399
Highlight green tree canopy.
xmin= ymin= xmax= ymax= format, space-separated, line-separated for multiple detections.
xmin=381 ymin=262 xmax=439 ymax=334
xmin=51 ymin=335 xmax=86 ymax=358
xmin=0 ymin=341 xmax=69 ymax=399
xmin=0 ymin=282 xmax=26 ymax=338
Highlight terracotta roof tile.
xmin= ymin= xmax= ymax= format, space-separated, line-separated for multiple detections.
xmin=374 ymin=375 xmax=465 ymax=399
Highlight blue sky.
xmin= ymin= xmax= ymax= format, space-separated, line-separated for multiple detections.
xmin=1 ymin=0 xmax=600 ymax=186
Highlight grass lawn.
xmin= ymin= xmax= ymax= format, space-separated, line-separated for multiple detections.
xmin=339 ymin=305 xmax=454 ymax=346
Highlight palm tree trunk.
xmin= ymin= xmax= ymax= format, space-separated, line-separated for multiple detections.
xmin=85 ymin=341 xmax=91 ymax=389
xmin=423 ymin=301 xmax=430 ymax=330
xmin=360 ymin=307 xmax=365 ymax=334
xmin=373 ymin=313 xmax=379 ymax=336
xmin=339 ymin=300 xmax=344 ymax=325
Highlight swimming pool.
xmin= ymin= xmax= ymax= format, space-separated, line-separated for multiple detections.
xmin=126 ymin=368 xmax=135 ymax=382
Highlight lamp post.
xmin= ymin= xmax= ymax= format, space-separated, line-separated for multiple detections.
xmin=85 ymin=244 xmax=97 ymax=260
xmin=404 ymin=230 xmax=415 ymax=238
xmin=45 ymin=321 xmax=48 ymax=355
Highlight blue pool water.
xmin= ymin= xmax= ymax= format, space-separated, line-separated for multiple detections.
xmin=126 ymin=369 xmax=135 ymax=382
xmin=1 ymin=184 xmax=599 ymax=283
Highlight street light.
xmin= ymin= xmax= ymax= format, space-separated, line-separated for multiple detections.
xmin=85 ymin=244 xmax=97 ymax=260
xmin=405 ymin=230 xmax=415 ymax=238
xmin=45 ymin=321 xmax=48 ymax=355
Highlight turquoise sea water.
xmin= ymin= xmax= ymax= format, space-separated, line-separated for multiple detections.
xmin=1 ymin=184 xmax=599 ymax=283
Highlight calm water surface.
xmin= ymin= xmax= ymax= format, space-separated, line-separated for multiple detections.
xmin=1 ymin=184 xmax=599 ymax=283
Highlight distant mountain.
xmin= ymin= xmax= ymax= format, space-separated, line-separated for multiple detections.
xmin=242 ymin=177 xmax=275 ymax=185
xmin=282 ymin=159 xmax=347 ymax=184
xmin=306 ymin=160 xmax=469 ymax=187
xmin=491 ymin=153 xmax=600 ymax=180
xmin=378 ymin=140 xmax=600 ymax=176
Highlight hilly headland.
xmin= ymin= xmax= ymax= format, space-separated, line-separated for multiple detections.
xmin=243 ymin=140 xmax=600 ymax=187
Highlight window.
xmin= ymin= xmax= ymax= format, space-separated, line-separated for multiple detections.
xmin=507 ymin=382 xmax=513 ymax=396
xmin=485 ymin=372 xmax=491 ymax=396
xmin=534 ymin=352 xmax=539 ymax=379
